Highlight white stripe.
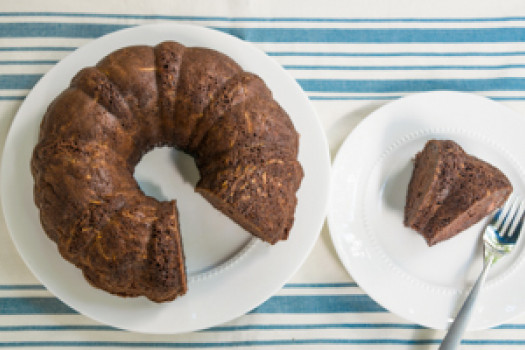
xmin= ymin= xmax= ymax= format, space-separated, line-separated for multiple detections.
xmin=0 ymin=66 xmax=52 ymax=75
xmin=0 ymin=314 xmax=102 ymax=327
xmin=3 ymin=15 xmax=525 ymax=29
xmin=273 ymin=56 xmax=525 ymax=67
xmin=0 ymin=289 xmax=51 ymax=298
xmin=0 ymin=52 xmax=69 ymax=61
xmin=0 ymin=38 xmax=91 ymax=47
xmin=0 ymin=90 xmax=30 ymax=96
xmin=4 ymin=39 xmax=525 ymax=56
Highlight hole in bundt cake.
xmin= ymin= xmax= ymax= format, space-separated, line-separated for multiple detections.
xmin=133 ymin=146 xmax=253 ymax=278
xmin=171 ymin=149 xmax=200 ymax=187
xmin=134 ymin=147 xmax=199 ymax=201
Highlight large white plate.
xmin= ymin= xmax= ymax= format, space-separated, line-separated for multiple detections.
xmin=1 ymin=23 xmax=330 ymax=334
xmin=328 ymin=91 xmax=525 ymax=330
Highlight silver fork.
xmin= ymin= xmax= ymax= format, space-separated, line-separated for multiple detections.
xmin=439 ymin=195 xmax=525 ymax=350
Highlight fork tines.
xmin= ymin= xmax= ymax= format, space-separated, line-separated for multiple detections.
xmin=492 ymin=194 xmax=525 ymax=239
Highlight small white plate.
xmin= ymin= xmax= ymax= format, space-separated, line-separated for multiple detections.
xmin=1 ymin=23 xmax=330 ymax=334
xmin=328 ymin=91 xmax=525 ymax=330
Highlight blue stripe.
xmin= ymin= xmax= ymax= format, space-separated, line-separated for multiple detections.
xmin=6 ymin=60 xmax=525 ymax=71
xmin=283 ymin=283 xmax=358 ymax=288
xmin=250 ymin=295 xmax=385 ymax=313
xmin=213 ymin=322 xmax=525 ymax=334
xmin=0 ymin=74 xmax=41 ymax=89
xmin=0 ymin=60 xmax=58 ymax=65
xmin=0 ymin=285 xmax=46 ymax=290
xmin=206 ymin=323 xmax=425 ymax=331
xmin=2 ymin=12 xmax=525 ymax=23
xmin=487 ymin=96 xmax=525 ymax=101
xmin=285 ymin=64 xmax=525 ymax=70
xmin=299 ymin=77 xmax=525 ymax=93
xmin=0 ymin=325 xmax=116 ymax=331
xmin=311 ymin=95 xmax=525 ymax=101
xmin=0 ymin=23 xmax=129 ymax=38
xmin=3 ymin=23 xmax=525 ymax=43
xmin=462 ymin=340 xmax=525 ymax=345
xmin=309 ymin=96 xmax=402 ymax=100
xmin=0 ymin=298 xmax=76 ymax=314
xmin=494 ymin=324 xmax=525 ymax=329
xmin=214 ymin=27 xmax=525 ymax=43
xmin=269 ymin=51 xmax=525 ymax=57
xmin=0 ymin=294 xmax=383 ymax=315
xmin=0 ymin=96 xmax=25 ymax=101
xmin=310 ymin=95 xmax=525 ymax=101
xmin=0 ymin=47 xmax=76 ymax=52
xmin=6 ymin=74 xmax=525 ymax=93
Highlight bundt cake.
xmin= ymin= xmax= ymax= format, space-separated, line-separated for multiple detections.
xmin=30 ymin=41 xmax=304 ymax=302
xmin=404 ymin=139 xmax=511 ymax=246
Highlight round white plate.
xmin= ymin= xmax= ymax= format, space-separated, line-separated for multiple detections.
xmin=328 ymin=91 xmax=525 ymax=330
xmin=1 ymin=23 xmax=330 ymax=334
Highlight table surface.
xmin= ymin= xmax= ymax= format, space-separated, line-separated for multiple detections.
xmin=2 ymin=0 xmax=525 ymax=348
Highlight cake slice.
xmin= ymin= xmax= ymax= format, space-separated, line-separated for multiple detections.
xmin=404 ymin=140 xmax=463 ymax=232
xmin=196 ymin=159 xmax=303 ymax=244
xmin=404 ymin=139 xmax=512 ymax=246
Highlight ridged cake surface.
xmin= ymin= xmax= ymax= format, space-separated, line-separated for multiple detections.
xmin=31 ymin=42 xmax=303 ymax=302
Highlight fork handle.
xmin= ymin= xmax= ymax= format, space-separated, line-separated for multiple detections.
xmin=438 ymin=256 xmax=495 ymax=350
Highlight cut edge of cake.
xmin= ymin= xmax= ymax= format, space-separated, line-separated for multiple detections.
xmin=404 ymin=139 xmax=512 ymax=246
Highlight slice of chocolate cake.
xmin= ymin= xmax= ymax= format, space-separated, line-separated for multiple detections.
xmin=404 ymin=139 xmax=512 ymax=246
xmin=404 ymin=140 xmax=462 ymax=232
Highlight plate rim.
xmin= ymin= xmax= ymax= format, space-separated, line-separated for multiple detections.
xmin=327 ymin=90 xmax=525 ymax=330
xmin=0 ymin=22 xmax=331 ymax=334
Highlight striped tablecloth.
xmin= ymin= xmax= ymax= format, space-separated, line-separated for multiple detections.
xmin=2 ymin=0 xmax=525 ymax=348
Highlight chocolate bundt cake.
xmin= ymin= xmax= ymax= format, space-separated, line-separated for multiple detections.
xmin=404 ymin=139 xmax=511 ymax=246
xmin=30 ymin=41 xmax=304 ymax=302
